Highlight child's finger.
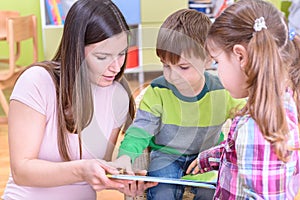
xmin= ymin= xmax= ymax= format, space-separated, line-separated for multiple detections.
xmin=134 ymin=169 xmax=147 ymax=176
xmin=192 ymin=166 xmax=200 ymax=174
xmin=98 ymin=160 xmax=119 ymax=174
xmin=186 ymin=160 xmax=197 ymax=174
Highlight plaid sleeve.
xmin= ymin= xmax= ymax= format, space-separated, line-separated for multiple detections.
xmin=197 ymin=143 xmax=225 ymax=172
xmin=234 ymin=112 xmax=300 ymax=198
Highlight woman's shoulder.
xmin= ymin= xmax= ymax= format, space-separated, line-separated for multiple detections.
xmin=24 ymin=65 xmax=51 ymax=76
xmin=11 ymin=66 xmax=56 ymax=115
xmin=19 ymin=66 xmax=53 ymax=84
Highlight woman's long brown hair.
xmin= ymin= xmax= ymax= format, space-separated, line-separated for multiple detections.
xmin=27 ymin=0 xmax=135 ymax=161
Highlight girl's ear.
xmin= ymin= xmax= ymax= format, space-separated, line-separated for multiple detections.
xmin=233 ymin=44 xmax=248 ymax=70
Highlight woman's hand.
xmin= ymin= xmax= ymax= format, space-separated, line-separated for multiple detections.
xmin=80 ymin=159 xmax=126 ymax=191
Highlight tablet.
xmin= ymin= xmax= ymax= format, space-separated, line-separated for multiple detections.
xmin=107 ymin=174 xmax=216 ymax=189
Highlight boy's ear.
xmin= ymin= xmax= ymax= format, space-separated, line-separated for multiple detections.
xmin=232 ymin=44 xmax=248 ymax=70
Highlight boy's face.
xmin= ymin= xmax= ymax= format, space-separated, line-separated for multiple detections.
xmin=161 ymin=54 xmax=206 ymax=96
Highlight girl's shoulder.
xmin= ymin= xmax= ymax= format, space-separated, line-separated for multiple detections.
xmin=231 ymin=115 xmax=250 ymax=129
xmin=228 ymin=114 xmax=252 ymax=139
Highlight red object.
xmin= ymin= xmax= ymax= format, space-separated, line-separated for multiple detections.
xmin=126 ymin=46 xmax=139 ymax=68
xmin=216 ymin=0 xmax=227 ymax=17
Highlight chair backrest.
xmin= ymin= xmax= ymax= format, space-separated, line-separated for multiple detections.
xmin=7 ymin=15 xmax=37 ymax=43
xmin=6 ymin=14 xmax=38 ymax=77
xmin=133 ymin=83 xmax=150 ymax=108
xmin=0 ymin=11 xmax=20 ymax=39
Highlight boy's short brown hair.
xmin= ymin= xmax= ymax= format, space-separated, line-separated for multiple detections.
xmin=156 ymin=9 xmax=212 ymax=64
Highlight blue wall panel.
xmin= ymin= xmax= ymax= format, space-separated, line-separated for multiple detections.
xmin=112 ymin=0 xmax=140 ymax=25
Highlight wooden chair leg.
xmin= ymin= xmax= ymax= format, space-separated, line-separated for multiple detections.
xmin=0 ymin=89 xmax=8 ymax=123
xmin=0 ymin=89 xmax=9 ymax=115
xmin=0 ymin=116 xmax=8 ymax=124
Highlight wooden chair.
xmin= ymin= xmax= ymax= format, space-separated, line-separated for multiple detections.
xmin=0 ymin=13 xmax=38 ymax=120
xmin=0 ymin=11 xmax=20 ymax=40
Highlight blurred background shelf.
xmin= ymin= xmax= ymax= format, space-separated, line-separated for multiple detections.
xmin=39 ymin=0 xmax=188 ymax=85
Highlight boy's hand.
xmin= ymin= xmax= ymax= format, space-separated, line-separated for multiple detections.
xmin=186 ymin=158 xmax=201 ymax=174
xmin=123 ymin=170 xmax=158 ymax=197
xmin=109 ymin=155 xmax=133 ymax=175
xmin=108 ymin=156 xmax=158 ymax=197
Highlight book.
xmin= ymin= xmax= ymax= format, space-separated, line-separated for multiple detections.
xmin=45 ymin=0 xmax=64 ymax=25
xmin=107 ymin=171 xmax=217 ymax=189
xmin=45 ymin=0 xmax=55 ymax=25
xmin=181 ymin=170 xmax=218 ymax=183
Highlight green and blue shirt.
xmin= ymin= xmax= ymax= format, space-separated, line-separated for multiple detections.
xmin=119 ymin=72 xmax=245 ymax=161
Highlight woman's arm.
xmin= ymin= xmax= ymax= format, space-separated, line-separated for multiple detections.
xmin=8 ymin=100 xmax=123 ymax=189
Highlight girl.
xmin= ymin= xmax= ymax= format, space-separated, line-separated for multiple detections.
xmin=187 ymin=0 xmax=300 ymax=199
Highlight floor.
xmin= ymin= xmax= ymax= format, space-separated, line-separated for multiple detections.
xmin=0 ymin=71 xmax=162 ymax=200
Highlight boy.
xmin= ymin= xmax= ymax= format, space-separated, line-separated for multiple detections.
xmin=116 ymin=9 xmax=245 ymax=200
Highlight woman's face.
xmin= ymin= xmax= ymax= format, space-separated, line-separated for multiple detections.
xmin=85 ymin=32 xmax=128 ymax=87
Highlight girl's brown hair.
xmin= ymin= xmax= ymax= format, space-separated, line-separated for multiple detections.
xmin=156 ymin=9 xmax=212 ymax=64
xmin=207 ymin=0 xmax=298 ymax=162
xmin=286 ymin=34 xmax=300 ymax=122
xmin=28 ymin=0 xmax=135 ymax=161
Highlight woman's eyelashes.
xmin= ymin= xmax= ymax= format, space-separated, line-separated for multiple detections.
xmin=95 ymin=51 xmax=126 ymax=61
xmin=96 ymin=56 xmax=106 ymax=60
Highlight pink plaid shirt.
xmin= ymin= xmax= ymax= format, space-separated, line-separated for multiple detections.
xmin=197 ymin=90 xmax=300 ymax=199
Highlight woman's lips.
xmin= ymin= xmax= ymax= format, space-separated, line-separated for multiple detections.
xmin=102 ymin=75 xmax=115 ymax=81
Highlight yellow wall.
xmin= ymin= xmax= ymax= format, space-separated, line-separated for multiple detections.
xmin=140 ymin=0 xmax=187 ymax=71
xmin=0 ymin=0 xmax=44 ymax=66
xmin=267 ymin=0 xmax=281 ymax=9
